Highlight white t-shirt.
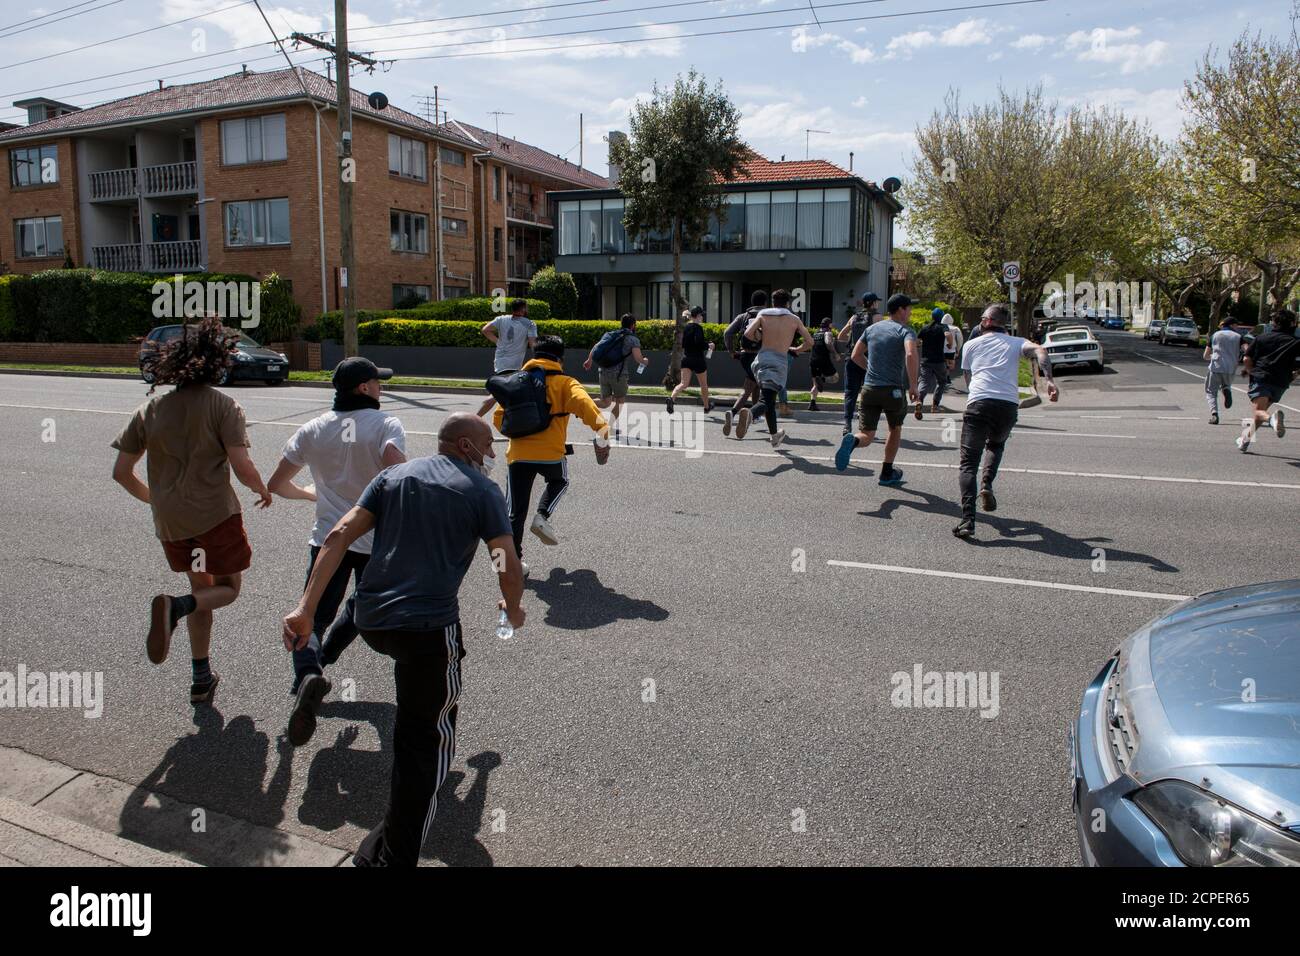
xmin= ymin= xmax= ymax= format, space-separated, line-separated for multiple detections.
xmin=961 ymin=332 xmax=1028 ymax=404
xmin=491 ymin=314 xmax=538 ymax=373
xmin=282 ymin=408 xmax=406 ymax=553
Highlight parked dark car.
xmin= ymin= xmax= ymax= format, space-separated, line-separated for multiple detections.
xmin=140 ymin=325 xmax=289 ymax=386
xmin=1103 ymin=315 xmax=1127 ymax=330
xmin=1072 ymin=580 xmax=1300 ymax=867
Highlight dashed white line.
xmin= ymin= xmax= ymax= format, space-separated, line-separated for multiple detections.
xmin=827 ymin=560 xmax=1188 ymax=602
xmin=1131 ymin=349 xmax=1300 ymax=414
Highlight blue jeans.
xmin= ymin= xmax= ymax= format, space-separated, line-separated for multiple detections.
xmin=843 ymin=362 xmax=865 ymax=429
xmin=292 ymin=545 xmax=368 ymax=692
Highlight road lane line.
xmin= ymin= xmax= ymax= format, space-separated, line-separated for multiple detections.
xmin=827 ymin=560 xmax=1188 ymax=602
xmin=1130 ymin=349 xmax=1300 ymax=414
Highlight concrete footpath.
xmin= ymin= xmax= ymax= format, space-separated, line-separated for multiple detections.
xmin=0 ymin=746 xmax=348 ymax=867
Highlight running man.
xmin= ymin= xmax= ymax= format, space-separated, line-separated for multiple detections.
xmin=744 ymin=289 xmax=816 ymax=448
xmin=723 ymin=290 xmax=770 ymax=439
xmin=110 ymin=316 xmax=271 ymax=705
xmin=584 ymin=313 xmax=647 ymax=436
xmin=951 ymin=303 xmax=1057 ymax=539
xmin=477 ymin=298 xmax=538 ymax=417
xmin=669 ymin=305 xmax=711 ymax=414
xmin=282 ymin=413 xmax=525 ymax=867
xmin=1203 ymin=317 xmax=1241 ymax=425
xmin=833 ymin=293 xmax=920 ymax=486
xmin=916 ymin=307 xmax=953 ymax=418
xmin=1238 ymin=308 xmax=1299 ymax=453
xmin=837 ymin=292 xmax=878 ymax=434
xmin=942 ymin=313 xmax=963 ymax=391
xmin=499 ymin=335 xmax=610 ymax=570
xmin=808 ymin=317 xmax=839 ymax=411
xmin=266 ymin=357 xmax=407 ymax=746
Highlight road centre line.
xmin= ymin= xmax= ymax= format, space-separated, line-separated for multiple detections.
xmin=827 ymin=560 xmax=1189 ymax=602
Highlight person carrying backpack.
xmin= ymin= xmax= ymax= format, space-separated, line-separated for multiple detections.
xmin=583 ymin=313 xmax=648 ymax=436
xmin=808 ymin=317 xmax=840 ymax=411
xmin=668 ymin=306 xmax=712 ymax=414
xmin=494 ymin=335 xmax=610 ymax=571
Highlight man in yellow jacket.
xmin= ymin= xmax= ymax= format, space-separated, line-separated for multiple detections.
xmin=493 ymin=336 xmax=610 ymax=569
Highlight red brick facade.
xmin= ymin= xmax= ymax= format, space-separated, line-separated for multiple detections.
xmin=0 ymin=138 xmax=80 ymax=273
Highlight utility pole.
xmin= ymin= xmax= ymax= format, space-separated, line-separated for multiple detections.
xmin=579 ymin=112 xmax=583 ymax=169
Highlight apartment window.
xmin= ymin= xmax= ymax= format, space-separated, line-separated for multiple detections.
xmin=387 ymin=134 xmax=427 ymax=181
xmin=493 ymin=167 xmax=502 ymax=201
xmin=440 ymin=180 xmax=469 ymax=211
xmin=745 ymin=192 xmax=770 ymax=250
xmin=9 ymin=144 xmax=58 ymax=186
xmin=796 ymin=190 xmax=823 ymax=249
xmin=392 ymin=284 xmax=431 ymax=307
xmin=439 ymin=146 xmax=466 ymax=167
xmin=445 ymin=285 xmax=469 ymax=298
xmin=824 ymin=188 xmax=851 ymax=248
xmin=224 ymin=198 xmax=289 ymax=246
xmin=769 ymin=191 xmax=796 ymax=249
xmin=721 ymin=194 xmax=746 ymax=250
xmin=14 ymin=215 xmax=63 ymax=258
xmin=578 ymin=200 xmax=601 ymax=254
xmin=391 ymin=210 xmax=429 ymax=253
xmin=558 ymin=201 xmax=579 ymax=255
xmin=493 ymin=227 xmax=502 ymax=262
xmin=220 ymin=114 xmax=287 ymax=165
xmin=441 ymin=216 xmax=467 ymax=236
xmin=601 ymin=198 xmax=626 ymax=254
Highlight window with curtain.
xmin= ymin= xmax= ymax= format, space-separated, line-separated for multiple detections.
xmin=721 ymin=194 xmax=746 ymax=250
xmin=769 ymin=190 xmax=796 ymax=249
xmin=602 ymin=198 xmax=626 ymax=253
xmin=389 ymin=210 xmax=429 ymax=252
xmin=796 ymin=190 xmax=823 ymax=248
xmin=746 ymin=192 xmax=770 ymax=250
xmin=559 ymin=201 xmax=579 ymax=255
xmin=387 ymin=134 xmax=427 ymax=180
xmin=579 ymin=200 xmax=601 ymax=253
xmin=14 ymin=216 xmax=62 ymax=257
xmin=221 ymin=114 xmax=286 ymax=165
xmin=224 ymin=199 xmax=288 ymax=246
xmin=823 ymin=188 xmax=851 ymax=247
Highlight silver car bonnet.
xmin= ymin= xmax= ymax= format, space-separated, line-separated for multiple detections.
xmin=1119 ymin=580 xmax=1300 ymax=829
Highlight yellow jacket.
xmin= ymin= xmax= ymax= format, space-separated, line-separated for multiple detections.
xmin=493 ymin=358 xmax=608 ymax=463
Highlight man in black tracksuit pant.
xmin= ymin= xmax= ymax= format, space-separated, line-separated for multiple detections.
xmin=282 ymin=413 xmax=525 ymax=866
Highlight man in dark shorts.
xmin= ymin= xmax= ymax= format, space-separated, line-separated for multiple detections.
xmin=808 ymin=317 xmax=839 ymax=411
xmin=916 ymin=307 xmax=954 ymax=417
xmin=723 ymin=290 xmax=771 ymax=439
xmin=668 ymin=305 xmax=711 ymax=414
xmin=833 ymin=293 xmax=920 ymax=486
xmin=837 ymin=292 xmax=878 ymax=434
xmin=1238 ymin=308 xmax=1299 ymax=453
xmin=282 ymin=413 xmax=524 ymax=867
xmin=111 ymin=317 xmax=272 ymax=705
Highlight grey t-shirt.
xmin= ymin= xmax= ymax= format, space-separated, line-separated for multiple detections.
xmin=859 ymin=320 xmax=916 ymax=389
xmin=354 ymin=455 xmax=512 ymax=631
xmin=603 ymin=332 xmax=641 ymax=376
xmin=1208 ymin=328 xmax=1242 ymax=374
xmin=491 ymin=314 xmax=538 ymax=373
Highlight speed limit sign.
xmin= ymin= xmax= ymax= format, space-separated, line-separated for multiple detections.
xmin=1002 ymin=261 xmax=1021 ymax=284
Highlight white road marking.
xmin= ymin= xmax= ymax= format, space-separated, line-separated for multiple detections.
xmin=1157 ymin=416 xmax=1197 ymax=421
xmin=1080 ymin=415 xmax=1122 ymax=419
xmin=0 ymin=403 xmax=442 ymax=437
xmin=827 ymin=560 xmax=1188 ymax=602
xmin=1131 ymin=349 xmax=1300 ymax=414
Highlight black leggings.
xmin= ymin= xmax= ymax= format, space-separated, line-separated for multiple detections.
xmin=506 ymin=459 xmax=569 ymax=557
xmin=760 ymin=386 xmax=780 ymax=433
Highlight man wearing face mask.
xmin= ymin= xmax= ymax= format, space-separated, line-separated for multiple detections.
xmin=282 ymin=412 xmax=524 ymax=867
xmin=267 ymin=357 xmax=407 ymax=746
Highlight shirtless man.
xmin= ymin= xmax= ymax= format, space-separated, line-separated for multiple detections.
xmin=743 ymin=288 xmax=816 ymax=448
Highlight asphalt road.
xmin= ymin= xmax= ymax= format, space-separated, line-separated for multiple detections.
xmin=1 ymin=327 xmax=1297 ymax=865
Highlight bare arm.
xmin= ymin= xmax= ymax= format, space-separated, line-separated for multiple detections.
xmin=282 ymin=506 xmax=376 ymax=649
xmin=481 ymin=320 xmax=499 ymax=344
xmin=1023 ymin=340 xmax=1059 ymax=401
xmin=743 ymin=315 xmax=762 ymax=342
xmin=904 ymin=338 xmax=920 ymax=397
xmin=381 ymin=442 xmax=407 ymax=467
xmin=631 ymin=346 xmax=647 ymax=365
xmin=227 ymin=445 xmax=272 ymax=508
xmin=793 ymin=321 xmax=816 ymax=354
xmin=487 ymin=532 xmax=526 ymax=628
xmin=851 ymin=337 xmax=868 ymax=371
xmin=267 ymin=457 xmax=316 ymax=501
xmin=112 ymin=449 xmax=150 ymax=504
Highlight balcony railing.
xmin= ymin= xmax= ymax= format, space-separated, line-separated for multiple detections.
xmin=507 ymin=204 xmax=553 ymax=227
xmin=88 ymin=160 xmax=197 ymax=201
xmin=93 ymin=240 xmax=202 ymax=273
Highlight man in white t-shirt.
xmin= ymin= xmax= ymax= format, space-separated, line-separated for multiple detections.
xmin=267 ymin=357 xmax=407 ymax=744
xmin=477 ymin=298 xmax=539 ymax=416
xmin=953 ymin=304 xmax=1057 ymax=539
xmin=1203 ymin=318 xmax=1242 ymax=425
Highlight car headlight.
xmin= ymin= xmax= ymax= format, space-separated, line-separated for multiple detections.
xmin=278 ymin=352 xmax=288 ymax=363
xmin=235 ymin=350 xmax=252 ymax=361
xmin=1133 ymin=780 xmax=1300 ymax=866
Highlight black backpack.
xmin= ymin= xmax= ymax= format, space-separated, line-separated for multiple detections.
xmin=592 ymin=328 xmax=631 ymax=368
xmin=487 ymin=367 xmax=566 ymax=437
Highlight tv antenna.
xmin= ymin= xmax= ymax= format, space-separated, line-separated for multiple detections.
xmin=805 ymin=129 xmax=831 ymax=160
xmin=488 ymin=111 xmax=514 ymax=138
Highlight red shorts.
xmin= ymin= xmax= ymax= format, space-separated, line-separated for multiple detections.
xmin=161 ymin=512 xmax=252 ymax=576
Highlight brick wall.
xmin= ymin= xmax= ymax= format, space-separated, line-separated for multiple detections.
xmin=0 ymin=138 xmax=79 ymax=273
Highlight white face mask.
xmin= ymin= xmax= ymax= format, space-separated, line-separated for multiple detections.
xmin=465 ymin=441 xmax=495 ymax=476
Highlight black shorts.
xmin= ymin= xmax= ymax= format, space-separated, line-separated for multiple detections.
xmin=858 ymin=386 xmax=909 ymax=432
xmin=740 ymin=352 xmax=758 ymax=382
xmin=682 ymin=354 xmax=708 ymax=374
xmin=810 ymin=356 xmax=836 ymax=379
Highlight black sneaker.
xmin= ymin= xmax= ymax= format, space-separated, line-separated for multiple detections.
xmin=190 ymin=672 xmax=221 ymax=705
xmin=952 ymin=518 xmax=975 ymax=539
xmin=288 ymin=673 xmax=332 ymax=746
xmin=666 ymin=396 xmax=675 ymax=415
xmin=147 ymin=595 xmax=175 ymax=665
xmin=1223 ymin=388 xmax=1232 ymax=409
xmin=979 ymin=488 xmax=997 ymax=512
xmin=808 ymin=399 xmax=819 ymax=411
xmin=723 ymin=409 xmax=733 ymax=436
xmin=1209 ymin=413 xmax=1219 ymax=425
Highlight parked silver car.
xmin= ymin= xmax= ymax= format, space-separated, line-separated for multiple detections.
xmin=1161 ymin=316 xmax=1201 ymax=346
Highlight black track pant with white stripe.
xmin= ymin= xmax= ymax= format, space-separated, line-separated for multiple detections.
xmin=353 ymin=623 xmax=464 ymax=867
xmin=505 ymin=459 xmax=569 ymax=558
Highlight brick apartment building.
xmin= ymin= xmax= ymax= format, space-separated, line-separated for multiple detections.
xmin=0 ymin=67 xmax=607 ymax=323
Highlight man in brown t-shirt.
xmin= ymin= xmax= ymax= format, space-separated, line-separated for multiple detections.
xmin=111 ymin=318 xmax=271 ymax=704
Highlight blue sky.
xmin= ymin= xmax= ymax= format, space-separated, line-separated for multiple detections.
xmin=4 ymin=0 xmax=1293 ymax=244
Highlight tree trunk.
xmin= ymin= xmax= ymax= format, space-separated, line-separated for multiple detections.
xmin=664 ymin=217 xmax=686 ymax=391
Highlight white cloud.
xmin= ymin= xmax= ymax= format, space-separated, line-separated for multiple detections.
xmin=939 ymin=18 xmax=994 ymax=47
xmin=1064 ymin=27 xmax=1142 ymax=50
xmin=987 ymin=51 xmax=1004 ymax=62
xmin=1012 ymin=33 xmax=1051 ymax=50
xmin=1062 ymin=26 xmax=1165 ymax=74
xmin=886 ymin=30 xmax=936 ymax=57
xmin=885 ymin=18 xmax=994 ymax=58
xmin=851 ymin=96 xmax=868 ymax=108
xmin=1069 ymin=86 xmax=1187 ymax=140
xmin=790 ymin=28 xmax=876 ymax=62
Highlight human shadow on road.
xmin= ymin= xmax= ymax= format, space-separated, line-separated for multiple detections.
xmin=526 ymin=567 xmax=669 ymax=629
xmin=860 ymin=486 xmax=1179 ymax=573
xmin=298 ymin=700 xmax=497 ymax=866
xmin=752 ymin=451 xmax=857 ymax=478
xmin=382 ymin=392 xmax=458 ymax=414
xmin=119 ymin=708 xmax=294 ymax=866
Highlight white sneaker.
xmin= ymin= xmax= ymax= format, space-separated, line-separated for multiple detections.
xmin=520 ymin=561 xmax=530 ymax=578
xmin=770 ymin=429 xmax=787 ymax=449
xmin=1273 ymin=409 xmax=1286 ymax=439
xmin=529 ymin=513 xmax=559 ymax=546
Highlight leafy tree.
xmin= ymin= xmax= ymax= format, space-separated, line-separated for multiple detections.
xmin=609 ymin=70 xmax=746 ymax=385
xmin=527 ymin=265 xmax=579 ymax=321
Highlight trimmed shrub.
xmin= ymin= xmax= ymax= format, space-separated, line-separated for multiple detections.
xmin=527 ymin=266 xmax=579 ymax=321
xmin=254 ymin=272 xmax=302 ymax=343
xmin=327 ymin=317 xmax=729 ymax=350
xmin=313 ymin=297 xmax=553 ymax=341
xmin=0 ymin=274 xmax=26 ymax=340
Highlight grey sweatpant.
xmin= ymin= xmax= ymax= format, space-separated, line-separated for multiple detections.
xmin=1205 ymin=371 xmax=1234 ymax=415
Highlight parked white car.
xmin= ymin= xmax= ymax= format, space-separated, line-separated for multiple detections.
xmin=1161 ymin=315 xmax=1201 ymax=346
xmin=1043 ymin=326 xmax=1105 ymax=373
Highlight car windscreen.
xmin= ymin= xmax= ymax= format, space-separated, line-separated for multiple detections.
xmin=1167 ymin=319 xmax=1196 ymax=329
xmin=1050 ymin=332 xmax=1089 ymax=343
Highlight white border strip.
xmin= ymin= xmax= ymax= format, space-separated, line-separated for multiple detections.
xmin=827 ymin=560 xmax=1189 ymax=601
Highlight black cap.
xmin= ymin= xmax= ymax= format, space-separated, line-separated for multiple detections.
xmin=886 ymin=293 xmax=917 ymax=314
xmin=332 ymin=357 xmax=393 ymax=391
xmin=862 ymin=292 xmax=880 ymax=304
xmin=689 ymin=305 xmax=705 ymax=316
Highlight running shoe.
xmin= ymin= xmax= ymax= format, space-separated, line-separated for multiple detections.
xmin=808 ymin=400 xmax=819 ymax=411
xmin=878 ymin=468 xmax=905 ymax=487
xmin=1274 ymin=408 xmax=1286 ymax=439
xmin=1223 ymin=388 xmax=1232 ymax=409
xmin=952 ymin=518 xmax=975 ymax=539
xmin=288 ymin=673 xmax=331 ymax=747
xmin=521 ymin=561 xmax=530 ymax=578
xmin=1237 ymin=429 xmax=1251 ymax=453
xmin=736 ymin=407 xmax=751 ymax=439
xmin=834 ymin=432 xmax=857 ymax=471
xmin=914 ymin=401 xmax=924 ymax=420
xmin=190 ymin=672 xmax=221 ymax=706
xmin=147 ymin=595 xmax=175 ymax=665
xmin=530 ymin=513 xmax=560 ymax=545
xmin=770 ymin=429 xmax=787 ymax=449
xmin=666 ymin=396 xmax=675 ymax=415
xmin=1209 ymin=414 xmax=1219 ymax=425
xmin=979 ymin=488 xmax=997 ymax=512
xmin=723 ymin=409 xmax=733 ymax=436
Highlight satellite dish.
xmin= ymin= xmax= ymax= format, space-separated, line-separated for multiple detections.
xmin=882 ymin=176 xmax=902 ymax=193
xmin=367 ymin=91 xmax=389 ymax=111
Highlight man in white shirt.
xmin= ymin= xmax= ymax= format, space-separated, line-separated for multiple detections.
xmin=267 ymin=357 xmax=407 ymax=744
xmin=953 ymin=304 xmax=1057 ymax=539
xmin=1203 ymin=318 xmax=1242 ymax=425
xmin=478 ymin=299 xmax=539 ymax=416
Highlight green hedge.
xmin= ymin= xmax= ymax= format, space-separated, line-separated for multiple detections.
xmin=325 ymin=317 xmax=730 ymax=350
xmin=314 ymin=296 xmax=554 ymax=341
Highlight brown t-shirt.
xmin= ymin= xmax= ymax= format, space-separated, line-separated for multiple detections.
xmin=111 ymin=384 xmax=250 ymax=541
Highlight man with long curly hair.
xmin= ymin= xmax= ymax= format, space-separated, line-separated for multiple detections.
xmin=111 ymin=316 xmax=272 ymax=704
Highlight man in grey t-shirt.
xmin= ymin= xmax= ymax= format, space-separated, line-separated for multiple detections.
xmin=478 ymin=299 xmax=538 ymax=416
xmin=282 ymin=413 xmax=523 ymax=867
xmin=1203 ymin=318 xmax=1242 ymax=424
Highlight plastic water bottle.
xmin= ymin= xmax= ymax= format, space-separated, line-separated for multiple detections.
xmin=495 ymin=608 xmax=514 ymax=640
xmin=636 ymin=360 xmax=647 ymax=375
xmin=707 ymin=342 xmax=715 ymax=360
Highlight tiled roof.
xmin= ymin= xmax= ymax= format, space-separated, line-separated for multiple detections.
xmin=441 ymin=120 xmax=609 ymax=189
xmin=725 ymin=154 xmax=860 ymax=185
xmin=0 ymin=67 xmax=480 ymax=147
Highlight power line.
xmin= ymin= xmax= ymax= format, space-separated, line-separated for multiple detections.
xmin=344 ymin=0 xmax=632 ymax=36
xmin=0 ymin=0 xmax=112 ymax=33
xmin=0 ymin=0 xmax=124 ymax=39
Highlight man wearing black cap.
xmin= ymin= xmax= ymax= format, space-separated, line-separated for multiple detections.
xmin=838 ymin=292 xmax=879 ymax=434
xmin=266 ymin=357 xmax=407 ymax=744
